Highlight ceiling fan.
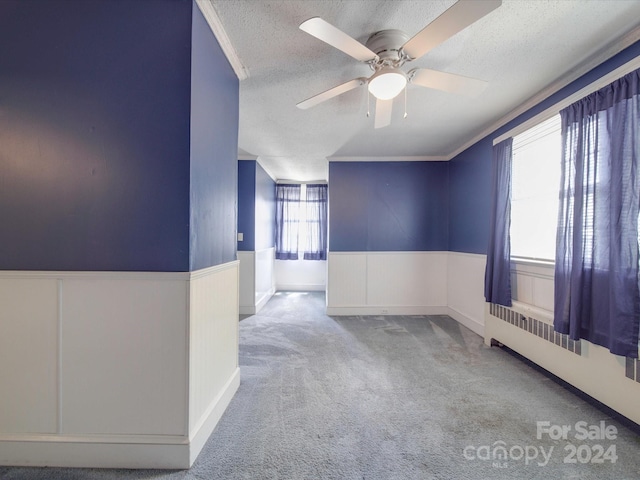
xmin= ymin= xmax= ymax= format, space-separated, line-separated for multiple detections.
xmin=296 ymin=0 xmax=501 ymax=128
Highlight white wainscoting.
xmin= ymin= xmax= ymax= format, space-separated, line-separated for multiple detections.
xmin=275 ymin=258 xmax=326 ymax=291
xmin=511 ymin=260 xmax=554 ymax=312
xmin=0 ymin=277 xmax=59 ymax=435
xmin=188 ymin=263 xmax=240 ymax=464
xmin=446 ymin=252 xmax=487 ymax=336
xmin=238 ymin=248 xmax=275 ymax=315
xmin=238 ymin=251 xmax=256 ymax=314
xmin=326 ymin=251 xmax=487 ymax=334
xmin=327 ymin=252 xmax=448 ymax=315
xmin=255 ymin=247 xmax=275 ymax=311
xmin=0 ymin=262 xmax=240 ymax=469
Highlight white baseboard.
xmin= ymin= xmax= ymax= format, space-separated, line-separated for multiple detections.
xmin=0 ymin=436 xmax=189 ymax=469
xmin=255 ymin=287 xmax=275 ymax=313
xmin=189 ymin=367 xmax=240 ymax=466
xmin=447 ymin=306 xmax=484 ymax=337
xmin=239 ymin=287 xmax=275 ymax=315
xmin=276 ymin=284 xmax=326 ymax=292
xmin=326 ymin=306 xmax=449 ymax=316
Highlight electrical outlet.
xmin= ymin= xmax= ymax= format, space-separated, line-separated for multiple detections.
xmin=237 ymin=232 xmax=243 ymax=241
xmin=382 ymin=309 xmax=389 ymax=314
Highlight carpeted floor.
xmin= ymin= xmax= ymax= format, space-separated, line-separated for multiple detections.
xmin=1 ymin=291 xmax=639 ymax=479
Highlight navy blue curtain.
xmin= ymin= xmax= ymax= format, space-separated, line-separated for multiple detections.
xmin=484 ymin=138 xmax=513 ymax=306
xmin=304 ymin=184 xmax=328 ymax=260
xmin=275 ymin=184 xmax=300 ymax=260
xmin=555 ymin=68 xmax=640 ymax=358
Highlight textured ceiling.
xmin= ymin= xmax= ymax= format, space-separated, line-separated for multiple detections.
xmin=209 ymin=0 xmax=640 ymax=181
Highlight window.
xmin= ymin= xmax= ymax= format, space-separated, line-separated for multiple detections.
xmin=303 ymin=184 xmax=328 ymax=260
xmin=510 ymin=115 xmax=561 ymax=262
xmin=275 ymin=184 xmax=300 ymax=260
xmin=275 ymin=183 xmax=327 ymax=260
xmin=488 ymin=67 xmax=640 ymax=357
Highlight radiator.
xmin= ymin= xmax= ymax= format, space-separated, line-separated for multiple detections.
xmin=626 ymin=357 xmax=640 ymax=383
xmin=485 ymin=302 xmax=640 ymax=425
xmin=488 ymin=303 xmax=581 ymax=356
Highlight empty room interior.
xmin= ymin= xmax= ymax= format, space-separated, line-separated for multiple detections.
xmin=2 ymin=0 xmax=640 ymax=478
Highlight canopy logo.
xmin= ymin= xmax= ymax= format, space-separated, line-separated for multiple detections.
xmin=463 ymin=420 xmax=618 ymax=469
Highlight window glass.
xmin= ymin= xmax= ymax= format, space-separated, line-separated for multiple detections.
xmin=275 ymin=183 xmax=328 ymax=260
xmin=510 ymin=115 xmax=561 ymax=261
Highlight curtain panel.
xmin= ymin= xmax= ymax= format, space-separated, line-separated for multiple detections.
xmin=275 ymin=184 xmax=301 ymax=260
xmin=555 ymin=68 xmax=640 ymax=358
xmin=304 ymin=184 xmax=328 ymax=260
xmin=484 ymin=138 xmax=514 ymax=307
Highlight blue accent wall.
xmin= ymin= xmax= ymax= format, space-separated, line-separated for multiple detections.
xmin=448 ymin=138 xmax=493 ymax=254
xmin=449 ymin=39 xmax=640 ymax=255
xmin=329 ymin=162 xmax=449 ymax=251
xmin=189 ymin=4 xmax=239 ymax=271
xmin=237 ymin=160 xmax=256 ymax=252
xmin=237 ymin=160 xmax=275 ymax=252
xmin=254 ymin=162 xmax=276 ymax=251
xmin=0 ymin=0 xmax=192 ymax=271
xmin=0 ymin=0 xmax=240 ymax=272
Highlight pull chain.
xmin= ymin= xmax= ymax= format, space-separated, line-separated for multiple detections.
xmin=367 ymin=90 xmax=371 ymax=118
xmin=403 ymin=87 xmax=408 ymax=119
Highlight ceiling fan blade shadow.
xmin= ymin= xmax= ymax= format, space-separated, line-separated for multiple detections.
xmin=296 ymin=78 xmax=367 ymax=110
xmin=401 ymin=0 xmax=501 ymax=61
xmin=300 ymin=17 xmax=378 ymax=63
xmin=374 ymin=98 xmax=393 ymax=129
xmin=410 ymin=68 xmax=488 ymax=97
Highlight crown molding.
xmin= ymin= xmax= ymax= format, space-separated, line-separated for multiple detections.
xmin=256 ymin=158 xmax=279 ymax=182
xmin=446 ymin=26 xmax=640 ymax=160
xmin=276 ymin=179 xmax=328 ymax=185
xmin=328 ymin=155 xmax=447 ymax=162
xmin=236 ymin=156 xmax=278 ymax=182
xmin=195 ymin=0 xmax=249 ymax=81
xmin=493 ymin=54 xmax=640 ymax=146
xmin=231 ymin=24 xmax=640 ymax=165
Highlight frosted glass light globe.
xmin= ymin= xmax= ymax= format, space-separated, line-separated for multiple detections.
xmin=368 ymin=67 xmax=407 ymax=100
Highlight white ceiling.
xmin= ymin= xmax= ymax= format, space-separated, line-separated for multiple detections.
xmin=208 ymin=0 xmax=640 ymax=181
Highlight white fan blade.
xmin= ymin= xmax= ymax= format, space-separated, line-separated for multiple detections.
xmin=300 ymin=17 xmax=378 ymax=63
xmin=410 ymin=68 xmax=488 ymax=97
xmin=402 ymin=0 xmax=501 ymax=60
xmin=297 ymin=78 xmax=366 ymax=110
xmin=374 ymin=98 xmax=393 ymax=129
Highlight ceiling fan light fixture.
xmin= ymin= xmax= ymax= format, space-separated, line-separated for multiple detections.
xmin=368 ymin=67 xmax=407 ymax=100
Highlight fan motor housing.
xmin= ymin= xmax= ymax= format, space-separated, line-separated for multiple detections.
xmin=365 ymin=29 xmax=410 ymax=64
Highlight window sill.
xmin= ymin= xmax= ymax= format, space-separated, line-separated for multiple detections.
xmin=510 ymin=258 xmax=554 ymax=280
xmin=511 ymin=256 xmax=554 ymax=268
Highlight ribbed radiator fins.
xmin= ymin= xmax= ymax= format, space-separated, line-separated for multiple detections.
xmin=626 ymin=357 xmax=640 ymax=383
xmin=489 ymin=303 xmax=581 ymax=355
xmin=489 ymin=303 xmax=640 ymax=384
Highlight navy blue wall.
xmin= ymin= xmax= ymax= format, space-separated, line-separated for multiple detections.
xmin=329 ymin=162 xmax=449 ymax=251
xmin=448 ymin=138 xmax=493 ymax=254
xmin=189 ymin=4 xmax=239 ymax=271
xmin=237 ymin=160 xmax=256 ymax=252
xmin=449 ymin=39 xmax=640 ymax=255
xmin=0 ymin=0 xmax=192 ymax=271
xmin=254 ymin=162 xmax=276 ymax=251
xmin=237 ymin=160 xmax=275 ymax=252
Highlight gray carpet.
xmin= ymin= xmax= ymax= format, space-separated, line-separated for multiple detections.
xmin=2 ymin=291 xmax=639 ymax=479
